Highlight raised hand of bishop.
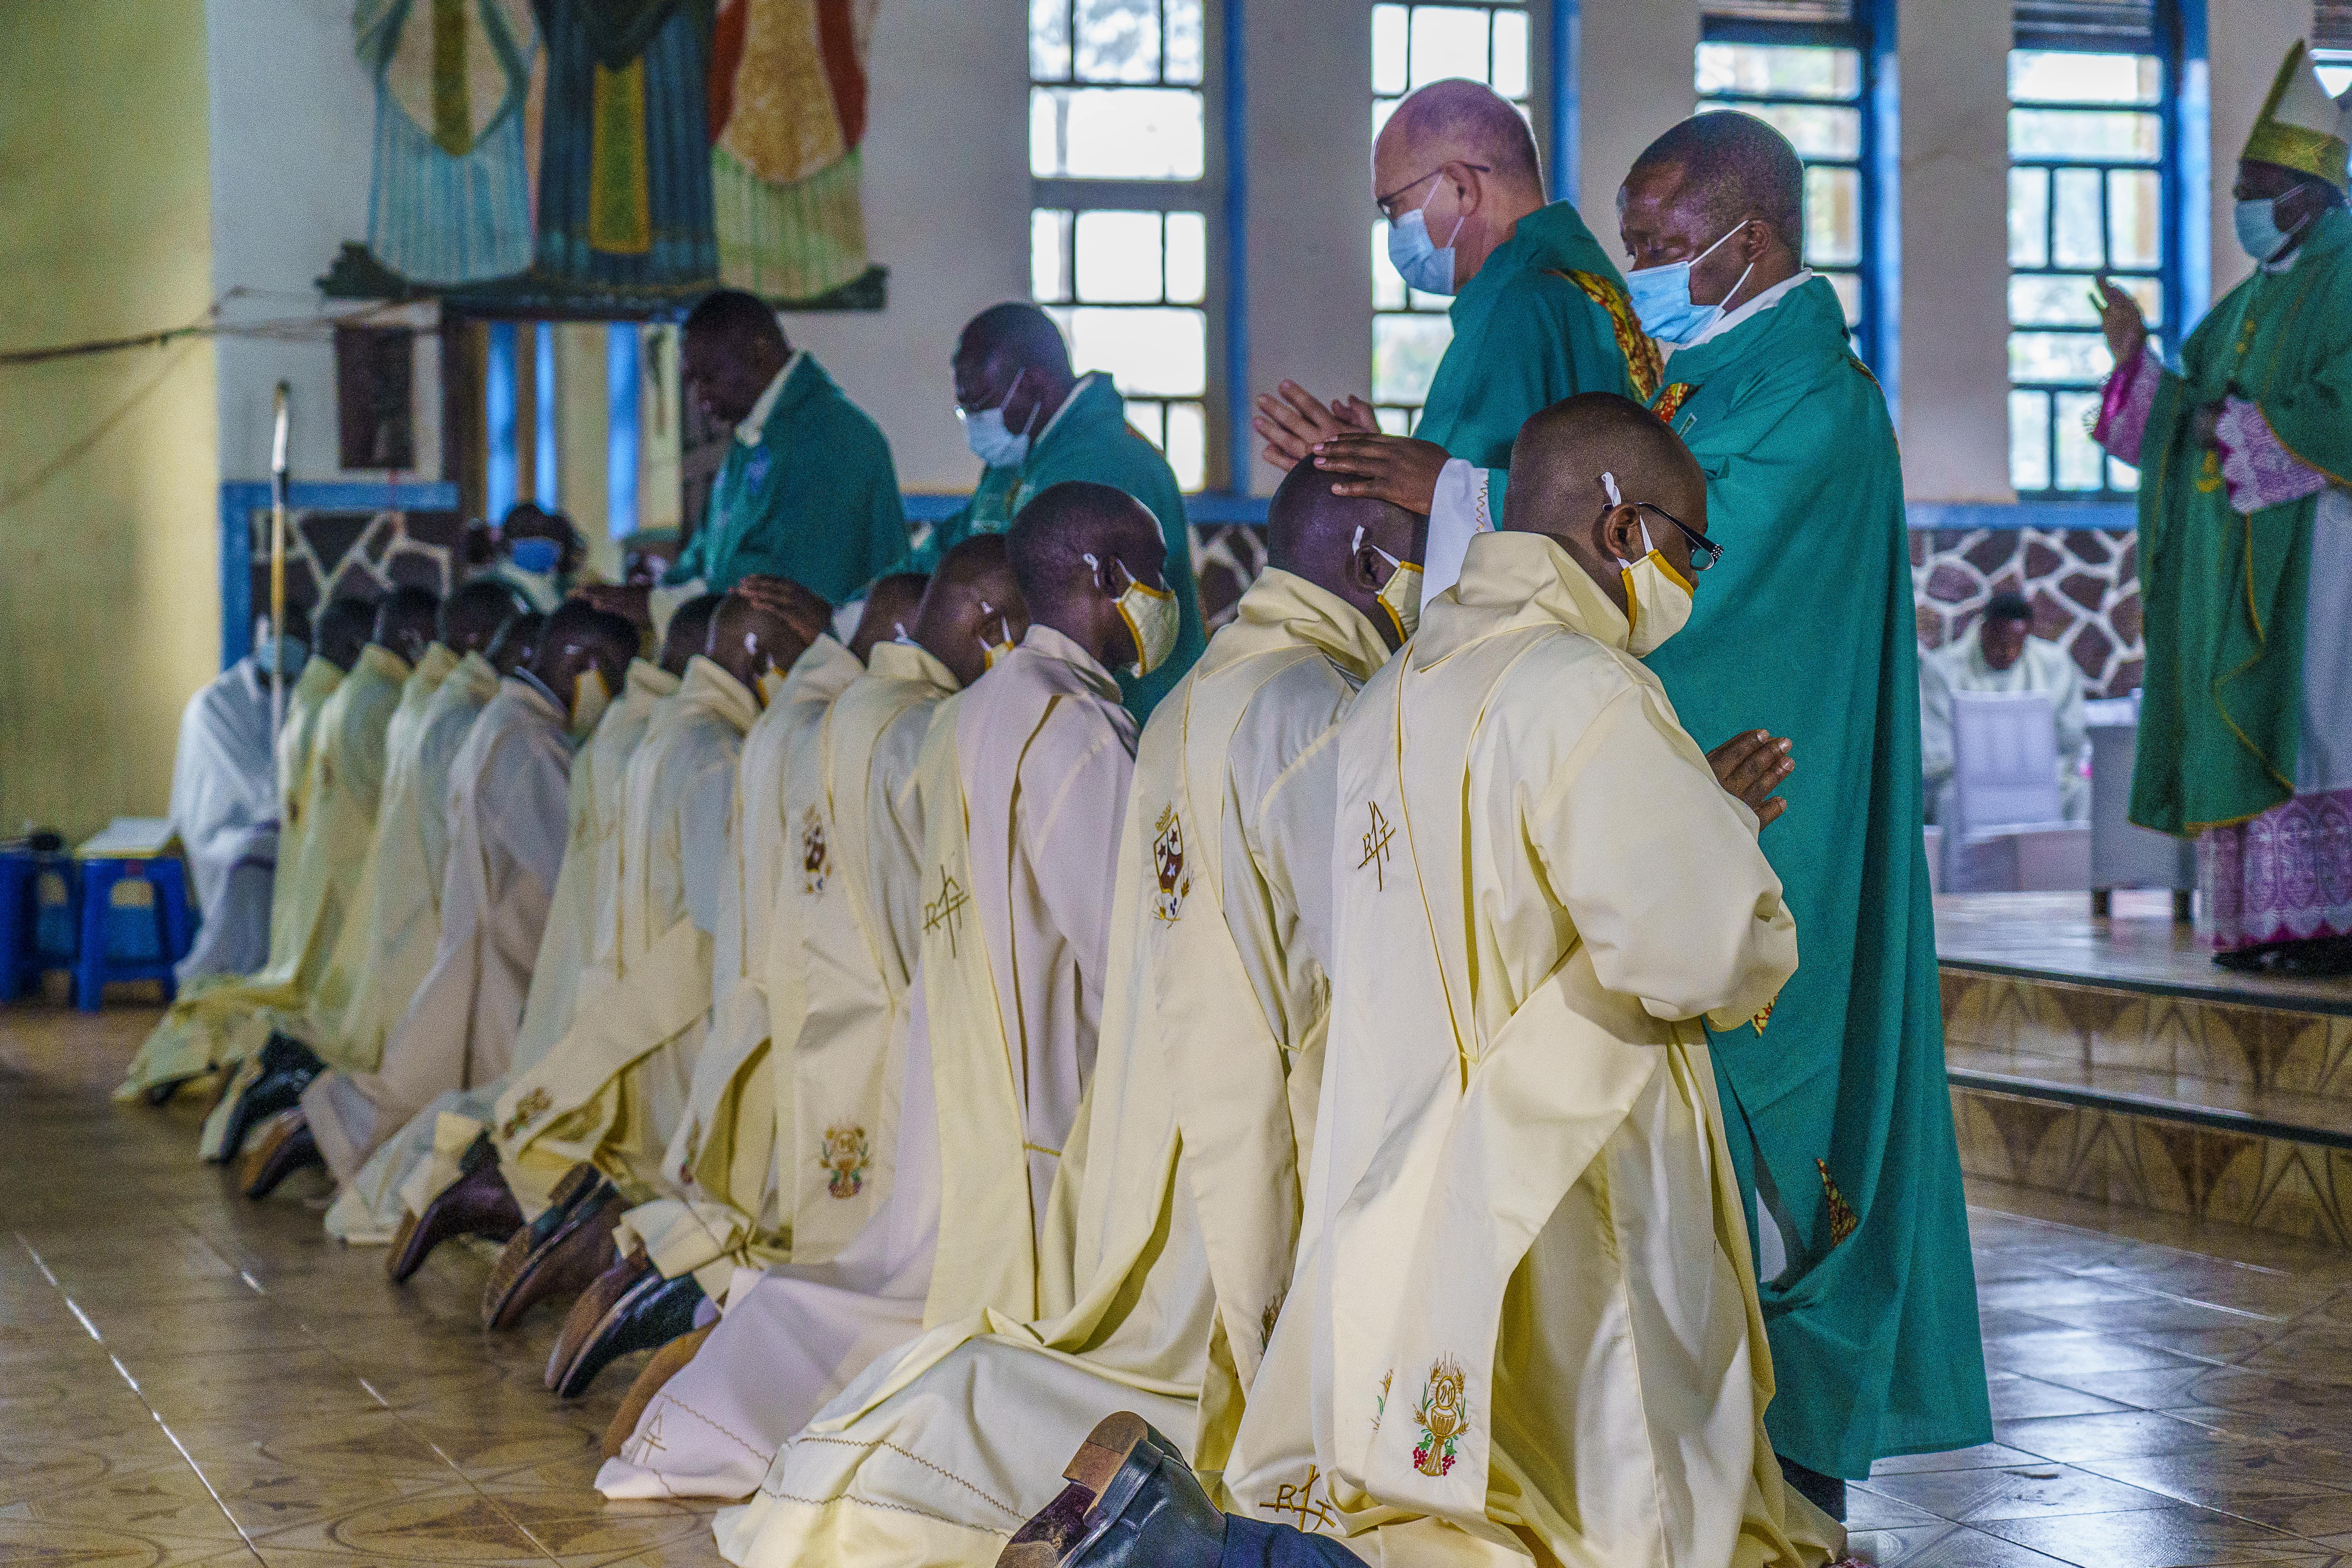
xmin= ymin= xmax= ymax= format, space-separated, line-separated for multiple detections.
xmin=1708 ymin=729 xmax=1793 ymax=829
xmin=1311 ymin=432 xmax=1451 ymax=516
xmin=1254 ymin=379 xmax=1378 ymax=470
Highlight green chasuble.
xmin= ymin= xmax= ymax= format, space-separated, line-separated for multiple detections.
xmin=667 ymin=352 xmax=908 ymax=603
xmin=2131 ymin=207 xmax=2352 ymax=835
xmin=1413 ymin=199 xmax=1653 ymax=512
xmin=897 ymin=373 xmax=1205 ymax=719
xmin=1640 ymin=276 xmax=1990 ymax=1478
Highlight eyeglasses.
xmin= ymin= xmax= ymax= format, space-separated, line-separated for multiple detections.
xmin=1374 ymin=163 xmax=1492 ymax=221
xmin=1601 ymin=498 xmax=1723 ymax=573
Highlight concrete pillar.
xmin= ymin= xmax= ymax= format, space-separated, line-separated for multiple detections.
xmin=1241 ymin=0 xmax=1372 ymax=495
xmin=554 ymin=321 xmax=609 ymax=550
xmin=1896 ymin=0 xmax=2013 ymax=501
xmin=2206 ymin=0 xmax=2302 ymax=301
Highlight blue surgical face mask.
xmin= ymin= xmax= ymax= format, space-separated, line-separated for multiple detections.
xmin=253 ymin=634 xmax=306 ymax=677
xmin=2234 ymin=196 xmax=2296 ymax=263
xmin=508 ymin=537 xmax=561 ymax=575
xmin=1626 ymin=221 xmax=1753 ymax=346
xmin=1387 ymin=181 xmax=1467 ymax=298
xmin=959 ymin=369 xmax=1036 ymax=469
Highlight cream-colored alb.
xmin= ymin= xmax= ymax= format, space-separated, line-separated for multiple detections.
xmin=325 ymin=658 xmax=680 ymax=1243
xmin=1226 ymin=531 xmax=1839 ymax=1568
xmin=615 ymin=636 xmax=864 ymax=1293
xmin=303 ymin=673 xmax=574 ymax=1184
xmin=492 ymin=655 xmax=758 ymax=1215
xmin=712 ymin=570 xmax=1383 ymax=1568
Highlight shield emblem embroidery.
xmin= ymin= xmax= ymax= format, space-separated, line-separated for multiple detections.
xmin=1151 ymin=804 xmax=1191 ymax=922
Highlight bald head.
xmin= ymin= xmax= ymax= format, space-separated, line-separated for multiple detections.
xmin=660 ymin=593 xmax=724 ymax=677
xmin=315 ymin=595 xmax=377 ymax=672
xmin=1267 ymin=459 xmax=1425 ymax=651
xmin=486 ymin=610 xmax=543 ymax=675
xmin=373 ymin=586 xmax=441 ymax=666
xmin=729 ymin=573 xmax=834 ymax=650
xmin=953 ymin=304 xmax=1077 ymax=454
xmin=912 ymin=535 xmax=1029 ymax=690
xmin=1504 ymin=393 xmax=1708 ymax=606
xmin=444 ymin=579 xmax=526 ymax=657
xmin=709 ymin=592 xmax=812 ymax=696
xmin=957 ymin=303 xmax=1074 ymax=381
xmin=532 ymin=600 xmax=638 ymax=720
xmin=1007 ymin=481 xmax=1167 ymax=671
xmin=850 ymin=572 xmax=932 ymax=664
xmin=1378 ymin=79 xmax=1543 ymax=194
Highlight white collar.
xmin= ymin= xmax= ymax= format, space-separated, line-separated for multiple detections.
xmin=735 ymin=352 xmax=803 ymax=447
xmin=1672 ymin=268 xmax=1817 ymax=353
xmin=1028 ymin=371 xmax=1102 ymax=454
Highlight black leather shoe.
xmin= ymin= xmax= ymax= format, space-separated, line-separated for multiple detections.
xmin=481 ymin=1164 xmax=621 ymax=1331
xmin=997 ymin=1413 xmax=1225 ymax=1568
xmin=209 ymin=1032 xmax=326 ymax=1165
xmin=547 ymin=1265 xmax=704 ymax=1397
xmin=387 ymin=1136 xmax=523 ymax=1284
xmin=240 ymin=1108 xmax=323 ymax=1198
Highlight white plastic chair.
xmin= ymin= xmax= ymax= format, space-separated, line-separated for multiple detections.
xmin=2087 ymin=721 xmax=2196 ymax=918
xmin=1947 ymin=691 xmax=2090 ymax=892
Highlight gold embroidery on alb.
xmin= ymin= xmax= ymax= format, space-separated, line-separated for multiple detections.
xmin=923 ymin=867 xmax=971 ymax=956
xmin=1357 ymin=802 xmax=1396 ymax=889
xmin=1151 ymin=804 xmax=1192 ymax=922
xmin=799 ymin=805 xmax=831 ymax=895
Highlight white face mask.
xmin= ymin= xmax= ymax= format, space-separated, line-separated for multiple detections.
xmin=1352 ymin=524 xmax=1424 ymax=642
xmin=1604 ymin=472 xmax=1695 ymax=657
xmin=570 ymin=666 xmax=612 ymax=737
xmin=1083 ymin=552 xmax=1181 ymax=677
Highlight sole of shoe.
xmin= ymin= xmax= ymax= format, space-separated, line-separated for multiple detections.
xmin=482 ymin=1191 xmax=621 ymax=1333
xmin=240 ymin=1113 xmax=320 ymax=1199
xmin=602 ymin=1321 xmax=716 ymax=1460
xmin=551 ymin=1271 xmax=701 ymax=1399
xmin=993 ymin=1413 xmax=1153 ymax=1568
xmin=385 ymin=1212 xmax=423 ymax=1282
xmin=546 ymin=1254 xmax=655 ymax=1392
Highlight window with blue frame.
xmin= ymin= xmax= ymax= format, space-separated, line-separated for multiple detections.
xmin=1369 ymin=0 xmax=1532 ymax=435
xmin=2006 ymin=1 xmax=2189 ymax=499
xmin=1029 ymin=0 xmax=1219 ymax=490
xmin=1695 ymin=1 xmax=1884 ymax=370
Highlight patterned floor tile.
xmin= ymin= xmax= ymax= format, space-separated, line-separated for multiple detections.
xmin=1994 ymin=1410 xmax=2253 ymax=1462
xmin=1973 ymin=1501 xmax=2305 ymax=1566
xmin=2074 ymin=1447 xmax=2352 ymax=1510
xmin=1861 ymin=1462 xmax=2176 ymax=1524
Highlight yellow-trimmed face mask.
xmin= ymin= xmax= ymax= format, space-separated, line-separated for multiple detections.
xmin=1352 ymin=524 xmax=1423 ymax=642
xmin=977 ymin=602 xmax=1017 ymax=671
xmin=570 ymin=666 xmax=612 ymax=737
xmin=757 ymin=665 xmax=790 ymax=708
xmin=1084 ymin=552 xmax=1180 ymax=677
xmin=1603 ymin=471 xmax=1695 ymax=657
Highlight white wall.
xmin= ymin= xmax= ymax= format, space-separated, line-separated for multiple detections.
xmin=2207 ymin=0 xmax=2305 ymax=302
xmin=1574 ymin=0 xmax=1699 ymax=248
xmin=1898 ymin=0 xmax=2013 ymax=503
xmin=207 ymin=0 xmax=441 ymax=486
xmin=780 ymin=0 xmax=1031 ymax=495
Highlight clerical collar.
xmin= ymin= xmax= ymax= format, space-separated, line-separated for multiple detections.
xmin=1020 ymin=622 xmax=1121 ymax=697
xmin=735 ymin=352 xmax=804 ymax=447
xmin=1672 ymin=268 xmax=1817 ymax=353
xmin=1028 ymin=372 xmax=1103 ymax=455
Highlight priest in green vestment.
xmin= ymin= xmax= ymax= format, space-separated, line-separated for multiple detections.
xmin=2092 ymin=41 xmax=2352 ymax=973
xmin=664 ymin=289 xmax=907 ymax=604
xmin=1619 ymin=112 xmax=1990 ymax=1511
xmin=898 ymin=301 xmax=1204 ymax=718
xmin=1254 ymin=79 xmax=1655 ymax=594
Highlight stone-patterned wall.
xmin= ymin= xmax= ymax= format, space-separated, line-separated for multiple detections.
xmin=1911 ymin=528 xmax=2143 ymax=698
xmin=1192 ymin=523 xmax=1268 ymax=630
xmin=241 ymin=508 xmax=466 ymax=628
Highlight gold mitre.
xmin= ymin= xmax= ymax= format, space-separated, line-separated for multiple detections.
xmin=2242 ymin=40 xmax=2350 ymax=192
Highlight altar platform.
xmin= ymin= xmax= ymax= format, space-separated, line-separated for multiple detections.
xmin=1938 ymin=892 xmax=2352 ymax=1248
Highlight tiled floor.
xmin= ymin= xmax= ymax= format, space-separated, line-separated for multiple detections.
xmin=9 ymin=1004 xmax=2352 ymax=1566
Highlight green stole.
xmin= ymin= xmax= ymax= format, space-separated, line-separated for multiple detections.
xmin=2132 ymin=207 xmax=2352 ymax=833
xmin=1411 ymin=200 xmax=1648 ymax=519
xmin=1640 ymin=276 xmax=1991 ymax=1476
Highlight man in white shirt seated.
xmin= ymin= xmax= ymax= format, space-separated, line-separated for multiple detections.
xmin=1922 ymin=592 xmax=2088 ymax=826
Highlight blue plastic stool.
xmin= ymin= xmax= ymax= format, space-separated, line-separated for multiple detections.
xmin=73 ymin=856 xmax=195 ymax=1011
xmin=0 ymin=848 xmax=77 ymax=1002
